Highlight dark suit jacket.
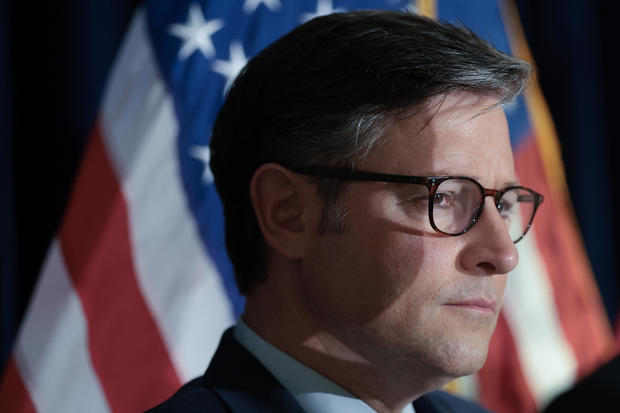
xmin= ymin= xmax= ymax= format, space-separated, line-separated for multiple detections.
xmin=147 ymin=328 xmax=492 ymax=413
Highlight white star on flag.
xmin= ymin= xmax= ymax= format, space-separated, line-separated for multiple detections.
xmin=211 ymin=41 xmax=248 ymax=95
xmin=189 ymin=145 xmax=214 ymax=184
xmin=301 ymin=0 xmax=346 ymax=22
xmin=168 ymin=3 xmax=224 ymax=60
xmin=243 ymin=0 xmax=282 ymax=14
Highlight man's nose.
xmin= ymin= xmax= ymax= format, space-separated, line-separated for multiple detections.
xmin=459 ymin=198 xmax=519 ymax=275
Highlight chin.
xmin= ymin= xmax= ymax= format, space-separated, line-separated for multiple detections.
xmin=428 ymin=338 xmax=490 ymax=378
xmin=424 ymin=312 xmax=498 ymax=377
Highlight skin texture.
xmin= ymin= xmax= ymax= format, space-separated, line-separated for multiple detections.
xmin=246 ymin=91 xmax=519 ymax=413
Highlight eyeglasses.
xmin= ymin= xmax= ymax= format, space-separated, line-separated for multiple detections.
xmin=293 ymin=166 xmax=544 ymax=243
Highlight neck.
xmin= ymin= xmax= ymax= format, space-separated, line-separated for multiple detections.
xmin=243 ymin=261 xmax=452 ymax=412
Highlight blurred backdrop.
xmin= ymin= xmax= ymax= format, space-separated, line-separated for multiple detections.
xmin=1 ymin=0 xmax=618 ymax=400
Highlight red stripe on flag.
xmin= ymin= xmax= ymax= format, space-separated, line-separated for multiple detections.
xmin=479 ymin=313 xmax=536 ymax=413
xmin=59 ymin=123 xmax=181 ymax=412
xmin=514 ymin=135 xmax=615 ymax=375
xmin=0 ymin=356 xmax=36 ymax=413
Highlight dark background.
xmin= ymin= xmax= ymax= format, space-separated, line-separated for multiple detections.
xmin=1 ymin=0 xmax=618 ymax=374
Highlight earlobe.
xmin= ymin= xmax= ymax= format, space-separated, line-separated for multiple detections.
xmin=250 ymin=163 xmax=308 ymax=259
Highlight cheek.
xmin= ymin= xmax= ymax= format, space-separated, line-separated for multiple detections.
xmin=391 ymin=235 xmax=458 ymax=290
xmin=305 ymin=187 xmax=462 ymax=328
xmin=347 ymin=232 xmax=426 ymax=322
xmin=305 ymin=228 xmax=432 ymax=327
xmin=364 ymin=229 xmax=432 ymax=291
xmin=367 ymin=234 xmax=456 ymax=323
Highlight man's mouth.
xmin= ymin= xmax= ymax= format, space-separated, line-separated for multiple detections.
xmin=444 ymin=298 xmax=497 ymax=314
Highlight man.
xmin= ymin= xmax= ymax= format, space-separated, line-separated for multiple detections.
xmin=149 ymin=9 xmax=541 ymax=413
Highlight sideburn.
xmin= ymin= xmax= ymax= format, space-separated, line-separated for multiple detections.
xmin=316 ymin=179 xmax=349 ymax=234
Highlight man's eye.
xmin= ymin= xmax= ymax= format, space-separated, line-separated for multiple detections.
xmin=434 ymin=193 xmax=455 ymax=208
xmin=497 ymin=199 xmax=516 ymax=218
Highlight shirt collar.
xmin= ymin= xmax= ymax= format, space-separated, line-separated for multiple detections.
xmin=234 ymin=319 xmax=415 ymax=413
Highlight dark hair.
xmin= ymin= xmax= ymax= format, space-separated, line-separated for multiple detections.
xmin=210 ymin=10 xmax=530 ymax=294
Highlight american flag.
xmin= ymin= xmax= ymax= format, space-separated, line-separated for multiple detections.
xmin=0 ymin=0 xmax=614 ymax=412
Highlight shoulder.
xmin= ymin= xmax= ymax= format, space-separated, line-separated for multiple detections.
xmin=145 ymin=376 xmax=227 ymax=413
xmin=414 ymin=390 xmax=493 ymax=413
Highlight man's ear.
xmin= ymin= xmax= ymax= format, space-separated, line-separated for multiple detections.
xmin=250 ymin=163 xmax=311 ymax=259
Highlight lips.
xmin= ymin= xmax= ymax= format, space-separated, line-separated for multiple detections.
xmin=444 ymin=298 xmax=497 ymax=314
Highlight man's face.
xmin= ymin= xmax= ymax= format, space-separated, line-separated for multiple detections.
xmin=299 ymin=91 xmax=518 ymax=382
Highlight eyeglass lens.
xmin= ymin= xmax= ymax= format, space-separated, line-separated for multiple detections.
xmin=431 ymin=179 xmax=536 ymax=242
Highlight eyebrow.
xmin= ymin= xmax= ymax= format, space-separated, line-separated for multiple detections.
xmin=472 ymin=176 xmax=521 ymax=188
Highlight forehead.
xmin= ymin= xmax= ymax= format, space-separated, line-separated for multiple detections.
xmin=362 ymin=91 xmax=515 ymax=187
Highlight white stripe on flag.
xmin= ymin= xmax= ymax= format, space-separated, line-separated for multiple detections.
xmin=101 ymin=8 xmax=235 ymax=382
xmin=14 ymin=240 xmax=111 ymax=413
xmin=503 ymin=229 xmax=578 ymax=407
